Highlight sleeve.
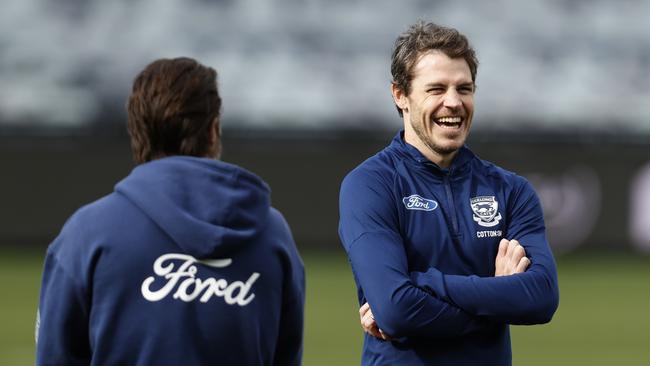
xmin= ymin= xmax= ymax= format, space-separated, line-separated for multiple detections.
xmin=36 ymin=247 xmax=92 ymax=366
xmin=411 ymin=179 xmax=559 ymax=325
xmin=339 ymin=169 xmax=489 ymax=339
xmin=272 ymin=211 xmax=305 ymax=366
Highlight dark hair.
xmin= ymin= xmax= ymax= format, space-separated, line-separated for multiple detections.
xmin=127 ymin=57 xmax=222 ymax=164
xmin=391 ymin=21 xmax=479 ymax=116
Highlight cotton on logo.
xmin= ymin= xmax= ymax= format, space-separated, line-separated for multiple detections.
xmin=141 ymin=253 xmax=260 ymax=306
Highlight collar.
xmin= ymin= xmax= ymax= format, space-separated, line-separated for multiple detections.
xmin=388 ymin=130 xmax=474 ymax=175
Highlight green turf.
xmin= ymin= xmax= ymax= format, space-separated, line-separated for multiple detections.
xmin=1 ymin=250 xmax=648 ymax=365
xmin=0 ymin=250 xmax=43 ymax=366
xmin=510 ymin=254 xmax=650 ymax=365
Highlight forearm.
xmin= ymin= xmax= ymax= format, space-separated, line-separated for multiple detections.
xmin=368 ymin=279 xmax=489 ymax=338
xmin=349 ymin=232 xmax=489 ymax=338
xmin=443 ymin=267 xmax=558 ymax=324
xmin=411 ymin=248 xmax=559 ymax=324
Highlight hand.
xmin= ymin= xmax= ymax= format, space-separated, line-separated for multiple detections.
xmin=495 ymin=239 xmax=530 ymax=276
xmin=359 ymin=302 xmax=392 ymax=340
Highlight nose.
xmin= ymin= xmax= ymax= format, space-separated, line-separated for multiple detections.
xmin=443 ymin=90 xmax=462 ymax=109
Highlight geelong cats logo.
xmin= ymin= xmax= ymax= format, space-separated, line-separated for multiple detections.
xmin=403 ymin=194 xmax=438 ymax=211
xmin=470 ymin=196 xmax=502 ymax=227
xmin=141 ymin=253 xmax=259 ymax=306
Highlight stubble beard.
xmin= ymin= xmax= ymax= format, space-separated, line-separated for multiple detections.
xmin=410 ymin=115 xmax=461 ymax=158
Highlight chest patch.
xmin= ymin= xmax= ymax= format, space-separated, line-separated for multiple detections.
xmin=402 ymin=194 xmax=438 ymax=211
xmin=470 ymin=196 xmax=502 ymax=227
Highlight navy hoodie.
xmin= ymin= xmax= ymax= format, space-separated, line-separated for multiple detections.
xmin=339 ymin=132 xmax=559 ymax=365
xmin=36 ymin=156 xmax=305 ymax=366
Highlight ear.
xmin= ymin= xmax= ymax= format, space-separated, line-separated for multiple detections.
xmin=209 ymin=118 xmax=221 ymax=145
xmin=391 ymin=83 xmax=409 ymax=113
xmin=208 ymin=118 xmax=222 ymax=159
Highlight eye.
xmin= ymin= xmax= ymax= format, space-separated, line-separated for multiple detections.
xmin=427 ymin=87 xmax=445 ymax=94
xmin=458 ymin=86 xmax=474 ymax=94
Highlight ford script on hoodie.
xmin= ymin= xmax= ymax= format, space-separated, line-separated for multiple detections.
xmin=141 ymin=253 xmax=260 ymax=305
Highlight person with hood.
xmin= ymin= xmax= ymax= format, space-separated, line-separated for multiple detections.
xmin=35 ymin=57 xmax=305 ymax=366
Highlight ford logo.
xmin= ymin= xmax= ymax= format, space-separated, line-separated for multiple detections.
xmin=402 ymin=194 xmax=438 ymax=211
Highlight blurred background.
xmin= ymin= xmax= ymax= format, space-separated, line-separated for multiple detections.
xmin=1 ymin=0 xmax=649 ymax=364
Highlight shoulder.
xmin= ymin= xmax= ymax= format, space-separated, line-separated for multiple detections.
xmin=472 ymin=154 xmax=531 ymax=192
xmin=45 ymin=193 xmax=130 ymax=282
xmin=57 ymin=194 xmax=109 ymax=236
xmin=342 ymin=148 xmax=397 ymax=191
xmin=265 ymin=207 xmax=304 ymax=270
xmin=339 ymin=150 xmax=403 ymax=226
xmin=264 ymin=207 xmax=301 ymax=253
xmin=67 ymin=192 xmax=135 ymax=231
xmin=470 ymin=154 xmax=540 ymax=214
xmin=266 ymin=208 xmax=292 ymax=239
xmin=49 ymin=192 xmax=132 ymax=254
xmin=75 ymin=191 xmax=128 ymax=219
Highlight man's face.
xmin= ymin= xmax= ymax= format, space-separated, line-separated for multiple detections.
xmin=395 ymin=51 xmax=475 ymax=163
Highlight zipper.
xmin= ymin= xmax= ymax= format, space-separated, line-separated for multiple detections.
xmin=442 ymin=172 xmax=460 ymax=237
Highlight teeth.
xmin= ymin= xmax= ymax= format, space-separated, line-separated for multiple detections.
xmin=437 ymin=117 xmax=461 ymax=123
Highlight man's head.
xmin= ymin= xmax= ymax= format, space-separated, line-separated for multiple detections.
xmin=391 ymin=22 xmax=478 ymax=115
xmin=390 ymin=22 xmax=478 ymax=167
xmin=127 ymin=57 xmax=222 ymax=164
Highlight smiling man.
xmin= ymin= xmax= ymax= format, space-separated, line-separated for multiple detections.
xmin=338 ymin=22 xmax=559 ymax=365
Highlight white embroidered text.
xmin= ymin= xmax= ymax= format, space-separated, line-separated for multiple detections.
xmin=402 ymin=194 xmax=438 ymax=211
xmin=141 ymin=253 xmax=259 ymax=306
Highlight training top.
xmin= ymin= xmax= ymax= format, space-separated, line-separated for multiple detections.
xmin=339 ymin=132 xmax=559 ymax=366
xmin=37 ymin=156 xmax=305 ymax=366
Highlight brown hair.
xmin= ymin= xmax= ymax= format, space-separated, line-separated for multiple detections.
xmin=127 ymin=57 xmax=222 ymax=164
xmin=391 ymin=21 xmax=479 ymax=116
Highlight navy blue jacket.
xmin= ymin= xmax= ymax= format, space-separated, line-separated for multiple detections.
xmin=339 ymin=132 xmax=559 ymax=365
xmin=37 ymin=156 xmax=305 ymax=366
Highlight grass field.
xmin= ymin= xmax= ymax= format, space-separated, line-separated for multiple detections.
xmin=1 ymin=249 xmax=649 ymax=365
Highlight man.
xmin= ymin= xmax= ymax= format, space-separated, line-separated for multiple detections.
xmin=36 ymin=57 xmax=305 ymax=366
xmin=338 ymin=22 xmax=559 ymax=365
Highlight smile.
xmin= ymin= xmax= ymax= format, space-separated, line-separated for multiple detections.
xmin=434 ymin=116 xmax=462 ymax=129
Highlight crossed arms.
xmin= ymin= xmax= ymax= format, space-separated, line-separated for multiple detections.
xmin=360 ymin=238 xmax=533 ymax=340
xmin=339 ymin=170 xmax=559 ymax=340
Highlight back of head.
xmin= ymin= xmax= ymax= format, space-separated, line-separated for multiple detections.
xmin=391 ymin=21 xmax=479 ymax=116
xmin=127 ymin=57 xmax=222 ymax=164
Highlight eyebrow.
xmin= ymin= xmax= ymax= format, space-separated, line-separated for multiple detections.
xmin=424 ymin=82 xmax=474 ymax=88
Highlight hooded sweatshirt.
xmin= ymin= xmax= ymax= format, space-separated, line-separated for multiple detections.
xmin=36 ymin=156 xmax=305 ymax=366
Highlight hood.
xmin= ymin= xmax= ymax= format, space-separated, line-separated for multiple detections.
xmin=115 ymin=156 xmax=271 ymax=258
